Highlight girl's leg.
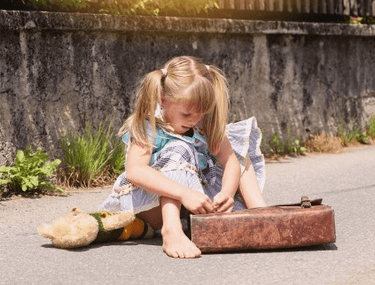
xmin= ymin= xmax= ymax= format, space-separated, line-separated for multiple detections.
xmin=136 ymin=205 xmax=163 ymax=229
xmin=160 ymin=196 xmax=201 ymax=259
xmin=132 ymin=140 xmax=203 ymax=258
xmin=136 ymin=196 xmax=201 ymax=259
xmin=238 ymin=158 xmax=267 ymax=209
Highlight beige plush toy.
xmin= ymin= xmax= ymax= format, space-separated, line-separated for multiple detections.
xmin=38 ymin=208 xmax=154 ymax=249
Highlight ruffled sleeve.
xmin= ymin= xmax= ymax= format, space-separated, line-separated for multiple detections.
xmin=226 ymin=117 xmax=266 ymax=192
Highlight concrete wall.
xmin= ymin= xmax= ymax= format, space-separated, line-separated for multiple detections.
xmin=1 ymin=10 xmax=375 ymax=165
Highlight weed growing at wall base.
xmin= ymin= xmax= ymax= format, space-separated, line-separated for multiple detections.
xmin=366 ymin=116 xmax=375 ymax=139
xmin=262 ymin=132 xmax=307 ymax=159
xmin=261 ymin=116 xmax=375 ymax=160
xmin=60 ymin=121 xmax=125 ymax=188
xmin=337 ymin=118 xmax=374 ymax=146
xmin=0 ymin=146 xmax=62 ymax=196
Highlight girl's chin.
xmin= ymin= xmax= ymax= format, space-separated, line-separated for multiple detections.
xmin=178 ymin=126 xmax=189 ymax=131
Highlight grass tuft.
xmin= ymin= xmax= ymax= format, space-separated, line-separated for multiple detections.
xmin=263 ymin=116 xmax=375 ymax=161
xmin=60 ymin=121 xmax=124 ymax=188
xmin=367 ymin=116 xmax=375 ymax=139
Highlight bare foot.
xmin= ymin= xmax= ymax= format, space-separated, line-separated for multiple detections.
xmin=161 ymin=227 xmax=201 ymax=259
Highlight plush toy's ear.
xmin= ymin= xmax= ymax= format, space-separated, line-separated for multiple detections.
xmin=71 ymin=207 xmax=85 ymax=215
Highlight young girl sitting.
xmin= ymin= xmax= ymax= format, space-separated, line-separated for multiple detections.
xmin=99 ymin=56 xmax=267 ymax=259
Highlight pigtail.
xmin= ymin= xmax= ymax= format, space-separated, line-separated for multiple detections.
xmin=118 ymin=56 xmax=229 ymax=154
xmin=203 ymin=65 xmax=229 ymax=154
xmin=119 ymin=70 xmax=164 ymax=150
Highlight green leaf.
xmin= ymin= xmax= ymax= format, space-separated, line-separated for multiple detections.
xmin=29 ymin=176 xmax=39 ymax=187
xmin=15 ymin=150 xmax=25 ymax=164
xmin=0 ymin=178 xmax=11 ymax=185
xmin=21 ymin=181 xmax=28 ymax=192
xmin=0 ymin=165 xmax=11 ymax=173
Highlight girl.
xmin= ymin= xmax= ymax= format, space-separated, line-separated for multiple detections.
xmin=99 ymin=56 xmax=267 ymax=258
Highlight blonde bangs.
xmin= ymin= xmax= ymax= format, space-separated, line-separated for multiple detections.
xmin=164 ymin=64 xmax=229 ymax=153
xmin=175 ymin=76 xmax=216 ymax=115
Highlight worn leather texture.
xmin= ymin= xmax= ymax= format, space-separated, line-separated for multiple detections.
xmin=190 ymin=200 xmax=336 ymax=253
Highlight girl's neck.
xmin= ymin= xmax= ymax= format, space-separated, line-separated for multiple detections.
xmin=183 ymin=128 xmax=194 ymax=137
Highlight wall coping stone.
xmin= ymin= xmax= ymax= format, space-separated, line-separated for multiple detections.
xmin=1 ymin=9 xmax=375 ymax=37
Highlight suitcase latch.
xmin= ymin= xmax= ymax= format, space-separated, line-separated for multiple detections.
xmin=301 ymin=196 xmax=312 ymax=208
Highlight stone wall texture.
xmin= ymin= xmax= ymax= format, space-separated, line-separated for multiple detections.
xmin=1 ymin=10 xmax=375 ymax=165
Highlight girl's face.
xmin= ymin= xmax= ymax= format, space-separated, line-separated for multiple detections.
xmin=162 ymin=98 xmax=203 ymax=135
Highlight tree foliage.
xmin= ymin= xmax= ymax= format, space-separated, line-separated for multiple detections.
xmin=1 ymin=0 xmax=219 ymax=17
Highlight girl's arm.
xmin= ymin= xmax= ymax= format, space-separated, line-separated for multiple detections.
xmin=213 ymin=136 xmax=241 ymax=212
xmin=125 ymin=142 xmax=214 ymax=214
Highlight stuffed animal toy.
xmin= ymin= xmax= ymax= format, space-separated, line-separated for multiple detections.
xmin=38 ymin=208 xmax=154 ymax=249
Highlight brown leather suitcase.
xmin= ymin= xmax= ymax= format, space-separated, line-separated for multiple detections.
xmin=189 ymin=197 xmax=336 ymax=253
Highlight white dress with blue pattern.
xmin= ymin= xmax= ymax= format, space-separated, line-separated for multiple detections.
xmin=99 ymin=117 xmax=265 ymax=214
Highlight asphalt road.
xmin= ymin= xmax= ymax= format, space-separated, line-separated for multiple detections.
xmin=1 ymin=146 xmax=375 ymax=285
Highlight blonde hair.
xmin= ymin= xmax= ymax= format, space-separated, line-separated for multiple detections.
xmin=119 ymin=56 xmax=229 ymax=153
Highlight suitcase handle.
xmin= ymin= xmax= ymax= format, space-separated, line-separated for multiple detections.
xmin=276 ymin=196 xmax=323 ymax=208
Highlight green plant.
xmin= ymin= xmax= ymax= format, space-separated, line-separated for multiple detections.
xmin=350 ymin=16 xmax=375 ymax=25
xmin=26 ymin=0 xmax=219 ymax=16
xmin=32 ymin=0 xmax=91 ymax=10
xmin=367 ymin=116 xmax=375 ymax=139
xmin=269 ymin=133 xmax=285 ymax=155
xmin=349 ymin=16 xmax=363 ymax=25
xmin=261 ymin=131 xmax=307 ymax=158
xmin=337 ymin=119 xmax=370 ymax=146
xmin=99 ymin=0 xmax=218 ymax=16
xmin=99 ymin=0 xmax=160 ymax=16
xmin=109 ymin=139 xmax=126 ymax=176
xmin=61 ymin=121 xmax=124 ymax=187
xmin=0 ymin=147 xmax=62 ymax=194
xmin=288 ymin=139 xmax=307 ymax=155
xmin=362 ymin=16 xmax=375 ymax=24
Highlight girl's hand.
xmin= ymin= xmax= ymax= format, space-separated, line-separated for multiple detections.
xmin=180 ymin=190 xmax=214 ymax=215
xmin=213 ymin=192 xmax=234 ymax=213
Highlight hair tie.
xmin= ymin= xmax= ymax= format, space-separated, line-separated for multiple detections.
xmin=206 ymin=65 xmax=210 ymax=71
xmin=161 ymin=68 xmax=168 ymax=77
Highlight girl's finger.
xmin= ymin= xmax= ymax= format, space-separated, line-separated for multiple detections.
xmin=195 ymin=206 xmax=205 ymax=215
xmin=213 ymin=193 xmax=225 ymax=205
xmin=225 ymin=205 xmax=234 ymax=213
xmin=201 ymin=199 xmax=213 ymax=213
xmin=216 ymin=198 xmax=234 ymax=213
xmin=191 ymin=208 xmax=199 ymax=215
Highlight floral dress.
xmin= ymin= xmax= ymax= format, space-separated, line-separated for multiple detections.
xmin=99 ymin=117 xmax=265 ymax=214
